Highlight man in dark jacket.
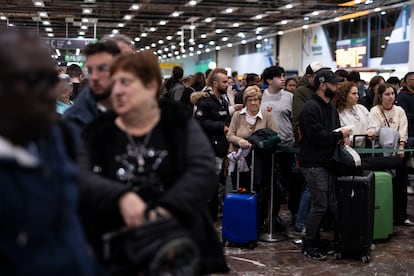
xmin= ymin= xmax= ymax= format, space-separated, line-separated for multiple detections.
xmin=396 ymin=72 xmax=414 ymax=138
xmin=299 ymin=69 xmax=349 ymax=260
xmin=194 ymin=68 xmax=231 ymax=220
xmin=292 ymin=62 xmax=329 ymax=142
xmin=62 ymin=41 xmax=121 ymax=144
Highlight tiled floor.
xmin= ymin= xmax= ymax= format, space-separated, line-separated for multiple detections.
xmin=215 ymin=193 xmax=414 ymax=275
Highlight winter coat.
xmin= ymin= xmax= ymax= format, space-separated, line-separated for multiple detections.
xmin=0 ymin=124 xmax=100 ymax=276
xmin=79 ymin=100 xmax=229 ymax=274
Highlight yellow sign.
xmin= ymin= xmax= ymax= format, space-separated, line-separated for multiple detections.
xmin=160 ymin=63 xmax=181 ymax=69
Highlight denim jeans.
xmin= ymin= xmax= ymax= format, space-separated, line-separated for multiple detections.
xmin=301 ymin=167 xmax=336 ymax=241
xmin=295 ymin=183 xmax=310 ymax=231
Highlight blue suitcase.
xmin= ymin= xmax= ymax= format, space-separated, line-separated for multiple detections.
xmin=222 ymin=150 xmax=258 ymax=249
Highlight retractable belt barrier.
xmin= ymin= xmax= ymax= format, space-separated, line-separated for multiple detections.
xmin=277 ymin=146 xmax=414 ymax=155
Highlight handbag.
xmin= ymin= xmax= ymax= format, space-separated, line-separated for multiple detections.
xmin=331 ymin=142 xmax=362 ymax=175
xmin=102 ymin=213 xmax=200 ymax=276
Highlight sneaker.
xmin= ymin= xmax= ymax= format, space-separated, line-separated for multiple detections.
xmin=407 ymin=186 xmax=414 ymax=195
xmin=302 ymin=246 xmax=326 ymax=260
xmin=403 ymin=219 xmax=414 ymax=226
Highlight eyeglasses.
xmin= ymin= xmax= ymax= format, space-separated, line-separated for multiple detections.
xmin=246 ymin=98 xmax=260 ymax=103
xmin=86 ymin=64 xmax=110 ymax=75
xmin=350 ymin=108 xmax=360 ymax=121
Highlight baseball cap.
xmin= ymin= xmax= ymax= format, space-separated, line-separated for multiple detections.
xmin=314 ymin=69 xmax=344 ymax=89
xmin=305 ymin=62 xmax=330 ymax=75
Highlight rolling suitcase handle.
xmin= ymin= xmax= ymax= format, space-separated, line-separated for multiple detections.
xmin=235 ymin=148 xmax=256 ymax=194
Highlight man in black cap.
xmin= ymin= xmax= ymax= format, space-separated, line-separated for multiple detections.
xmin=298 ymin=69 xmax=349 ymax=260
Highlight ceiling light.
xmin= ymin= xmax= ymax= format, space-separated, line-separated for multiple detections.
xmin=174 ymin=51 xmax=179 ymax=55
xmin=151 ymin=43 xmax=156 ymax=47
xmin=189 ymin=46 xmax=194 ymax=51
xmin=350 ymin=18 xmax=355 ymax=22
xmin=198 ymin=44 xmax=204 ymax=48
xmin=277 ymin=31 xmax=284 ymax=35
xmin=123 ymin=15 xmax=133 ymax=20
xmin=47 ymin=33 xmax=54 ymax=37
xmin=164 ymin=47 xmax=169 ymax=51
xmin=189 ymin=0 xmax=197 ymax=6
xmin=83 ymin=8 xmax=92 ymax=14
xmin=255 ymin=15 xmax=263 ymax=20
xmin=215 ymin=46 xmax=221 ymax=51
xmin=206 ymin=48 xmax=211 ymax=53
xmin=241 ymin=40 xmax=247 ymax=44
xmin=131 ymin=4 xmax=140 ymax=10
xmin=0 ymin=16 xmax=7 ymax=20
xmin=177 ymin=30 xmax=183 ymax=35
xmin=158 ymin=40 xmax=164 ymax=44
xmin=215 ymin=29 xmax=223 ymax=34
xmin=141 ymin=32 xmax=148 ymax=37
xmin=381 ymin=11 xmax=387 ymax=15
xmin=222 ymin=37 xmax=228 ymax=41
xmin=159 ymin=20 xmax=167 ymax=25
xmin=42 ymin=21 xmax=50 ymax=25
xmin=33 ymin=1 xmax=44 ymax=7
xmin=304 ymin=16 xmax=310 ymax=21
xmin=38 ymin=12 xmax=48 ymax=18
xmin=209 ymin=41 xmax=215 ymax=45
xmin=118 ymin=23 xmax=124 ymax=27
xmin=385 ymin=36 xmax=390 ymax=40
xmin=302 ymin=25 xmax=309 ymax=29
xmin=190 ymin=25 xmax=196 ymax=30
xmin=84 ymin=0 xmax=96 ymax=3
xmin=256 ymin=35 xmax=263 ymax=40
xmin=205 ymin=17 xmax=213 ymax=23
xmin=45 ymin=27 xmax=53 ymax=32
xmin=79 ymin=31 xmax=85 ymax=35
xmin=78 ymin=36 xmax=84 ymax=39
xmin=81 ymin=25 xmax=88 ymax=30
xmin=281 ymin=20 xmax=288 ymax=25
xmin=256 ymin=43 xmax=262 ymax=48
xmin=232 ymin=23 xmax=240 ymax=28
xmin=256 ymin=27 xmax=263 ymax=32
xmin=286 ymin=4 xmax=293 ymax=9
xmin=168 ymin=53 xmax=173 ymax=57
xmin=149 ymin=27 xmax=157 ymax=32
xmin=182 ymin=54 xmax=187 ymax=58
xmin=237 ymin=32 xmax=245 ymax=38
xmin=171 ymin=45 xmax=176 ymax=49
xmin=225 ymin=8 xmax=233 ymax=13
xmin=166 ymin=36 xmax=173 ymax=40
xmin=189 ymin=53 xmax=194 ymax=56
xmin=312 ymin=11 xmax=319 ymax=16
xmin=196 ymin=50 xmax=201 ymax=54
xmin=200 ymin=34 xmax=207 ymax=39
xmin=112 ymin=29 xmax=119 ymax=34
xmin=76 ymin=48 xmax=80 ymax=55
xmin=227 ymin=43 xmax=233 ymax=48
xmin=81 ymin=18 xmax=89 ymax=23
xmin=144 ymin=46 xmax=150 ymax=50
xmin=374 ymin=7 xmax=381 ymax=12
xmin=171 ymin=11 xmax=182 ymax=17
xmin=334 ymin=17 xmax=341 ymax=22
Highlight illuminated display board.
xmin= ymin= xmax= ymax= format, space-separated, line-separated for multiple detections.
xmin=335 ymin=38 xmax=368 ymax=68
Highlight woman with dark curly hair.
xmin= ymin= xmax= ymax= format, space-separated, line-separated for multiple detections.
xmin=333 ymin=81 xmax=373 ymax=147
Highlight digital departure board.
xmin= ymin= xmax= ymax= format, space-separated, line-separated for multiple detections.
xmin=336 ymin=38 xmax=368 ymax=68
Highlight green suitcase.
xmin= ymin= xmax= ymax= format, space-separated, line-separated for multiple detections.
xmin=373 ymin=171 xmax=393 ymax=240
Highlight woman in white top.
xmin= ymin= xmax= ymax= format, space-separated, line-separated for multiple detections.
xmin=369 ymin=83 xmax=412 ymax=226
xmin=369 ymin=83 xmax=408 ymax=158
xmin=333 ymin=82 xmax=374 ymax=147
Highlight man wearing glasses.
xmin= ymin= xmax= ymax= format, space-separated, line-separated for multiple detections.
xmin=63 ymin=41 xmax=121 ymax=142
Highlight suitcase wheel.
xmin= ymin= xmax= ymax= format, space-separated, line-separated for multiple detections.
xmin=370 ymin=244 xmax=376 ymax=251
xmin=333 ymin=252 xmax=341 ymax=260
xmin=361 ymin=255 xmax=370 ymax=263
xmin=248 ymin=241 xmax=257 ymax=250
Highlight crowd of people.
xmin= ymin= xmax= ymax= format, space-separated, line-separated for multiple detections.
xmin=2 ymin=26 xmax=414 ymax=276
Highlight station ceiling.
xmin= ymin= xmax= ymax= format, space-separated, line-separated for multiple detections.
xmin=0 ymin=0 xmax=409 ymax=55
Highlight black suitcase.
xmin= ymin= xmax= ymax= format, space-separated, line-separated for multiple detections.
xmin=334 ymin=170 xmax=375 ymax=263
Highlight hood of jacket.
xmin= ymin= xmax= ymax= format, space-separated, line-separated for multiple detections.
xmin=0 ymin=135 xmax=39 ymax=167
xmin=190 ymin=91 xmax=210 ymax=105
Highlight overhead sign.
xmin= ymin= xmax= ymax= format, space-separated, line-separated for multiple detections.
xmin=336 ymin=38 xmax=368 ymax=68
xmin=43 ymin=38 xmax=96 ymax=50
xmin=65 ymin=55 xmax=86 ymax=62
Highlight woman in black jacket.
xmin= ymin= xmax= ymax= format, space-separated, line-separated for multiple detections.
xmin=79 ymin=51 xmax=228 ymax=275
